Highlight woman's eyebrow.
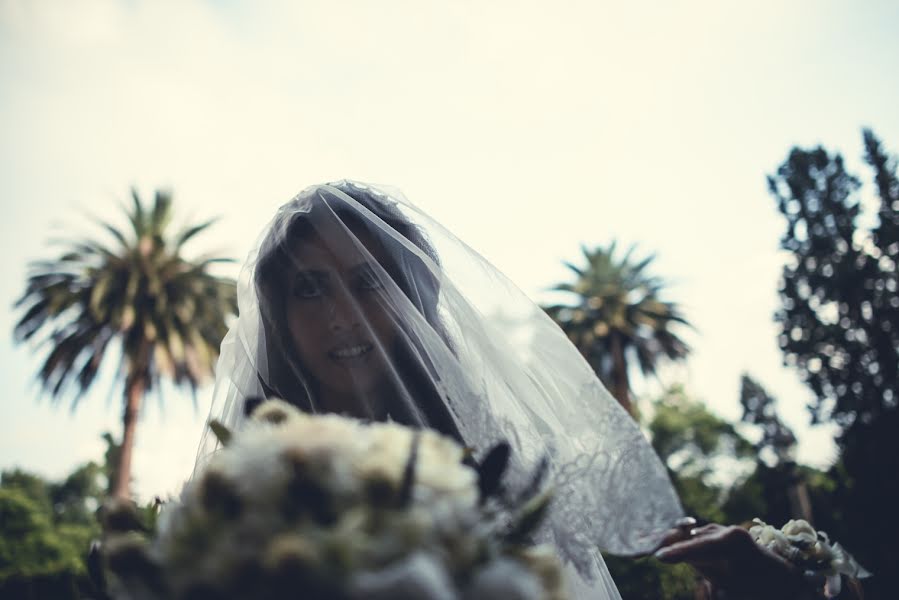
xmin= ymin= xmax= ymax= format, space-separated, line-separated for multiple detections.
xmin=294 ymin=269 xmax=331 ymax=282
xmin=347 ymin=261 xmax=379 ymax=277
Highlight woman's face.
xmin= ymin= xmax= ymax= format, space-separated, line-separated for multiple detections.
xmin=282 ymin=223 xmax=400 ymax=411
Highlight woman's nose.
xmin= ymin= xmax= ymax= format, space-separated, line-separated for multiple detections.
xmin=328 ymin=287 xmax=360 ymax=331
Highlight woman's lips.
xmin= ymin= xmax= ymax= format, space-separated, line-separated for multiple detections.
xmin=328 ymin=342 xmax=374 ymax=361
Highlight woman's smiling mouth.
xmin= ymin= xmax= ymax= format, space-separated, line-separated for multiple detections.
xmin=328 ymin=343 xmax=374 ymax=360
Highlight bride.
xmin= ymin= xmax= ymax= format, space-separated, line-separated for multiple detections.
xmin=195 ymin=180 xmax=838 ymax=599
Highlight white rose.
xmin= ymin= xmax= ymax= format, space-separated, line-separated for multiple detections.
xmin=750 ymin=520 xmax=790 ymax=554
xmin=782 ymin=519 xmax=818 ymax=546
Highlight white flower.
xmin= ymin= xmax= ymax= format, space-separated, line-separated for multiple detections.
xmin=465 ymin=558 xmax=544 ymax=600
xmin=824 ymin=573 xmax=842 ymax=598
xmin=749 ymin=516 xmax=869 ymax=590
xmin=782 ymin=519 xmax=818 ymax=546
xmin=514 ymin=546 xmax=567 ymax=600
xmin=249 ymin=398 xmax=299 ymax=425
xmin=106 ymin=404 xmax=565 ymax=599
xmin=347 ymin=552 xmax=458 ymax=600
xmin=830 ymin=542 xmax=872 ymax=578
xmin=781 ymin=519 xmax=816 ymax=537
xmin=749 ymin=519 xmax=790 ymax=554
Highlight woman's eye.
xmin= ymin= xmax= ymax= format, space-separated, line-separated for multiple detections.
xmin=293 ymin=278 xmax=323 ymax=299
xmin=357 ymin=270 xmax=384 ymax=291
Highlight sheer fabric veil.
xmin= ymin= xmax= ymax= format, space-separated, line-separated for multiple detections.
xmin=195 ymin=181 xmax=683 ymax=599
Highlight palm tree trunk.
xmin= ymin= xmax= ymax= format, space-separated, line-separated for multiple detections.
xmin=610 ymin=332 xmax=633 ymax=416
xmin=112 ymin=376 xmax=144 ymax=499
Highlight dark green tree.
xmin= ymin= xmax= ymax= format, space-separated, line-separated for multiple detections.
xmin=767 ymin=130 xmax=899 ymax=597
xmin=738 ymin=374 xmax=813 ymax=523
xmin=650 ymin=384 xmax=757 ymax=523
xmin=14 ymin=189 xmax=238 ymax=499
xmin=544 ymin=243 xmax=691 ymax=414
xmin=739 ymin=374 xmax=797 ymax=464
xmin=0 ymin=464 xmax=103 ymax=599
xmin=606 ymin=384 xmax=759 ymax=600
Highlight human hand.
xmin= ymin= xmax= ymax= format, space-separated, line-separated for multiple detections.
xmin=654 ymin=522 xmax=816 ymax=600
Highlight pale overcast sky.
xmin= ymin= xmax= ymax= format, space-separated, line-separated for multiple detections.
xmin=2 ymin=0 xmax=898 ymax=500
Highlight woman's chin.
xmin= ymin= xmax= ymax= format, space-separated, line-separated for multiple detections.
xmin=321 ymin=370 xmax=385 ymax=411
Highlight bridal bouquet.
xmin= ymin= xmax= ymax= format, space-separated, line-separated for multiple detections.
xmin=749 ymin=518 xmax=869 ymax=598
xmin=99 ymin=399 xmax=567 ymax=600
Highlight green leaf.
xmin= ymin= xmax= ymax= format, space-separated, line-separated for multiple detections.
xmin=175 ymin=218 xmax=219 ymax=249
xmin=101 ymin=221 xmax=129 ymax=248
xmin=208 ymin=419 xmax=232 ymax=447
xmin=129 ymin=188 xmax=146 ymax=235
xmin=477 ymin=441 xmax=510 ymax=503
xmin=504 ymin=488 xmax=553 ymax=545
xmin=397 ymin=432 xmax=421 ymax=508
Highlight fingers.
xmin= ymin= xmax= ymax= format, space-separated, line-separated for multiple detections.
xmin=654 ymin=525 xmax=754 ymax=564
xmin=648 ymin=516 xmax=699 ymax=554
xmin=686 ymin=523 xmax=720 ymax=538
xmin=654 ymin=523 xmax=811 ymax=600
xmin=674 ymin=516 xmax=698 ymax=529
xmin=656 ymin=527 xmax=691 ymax=550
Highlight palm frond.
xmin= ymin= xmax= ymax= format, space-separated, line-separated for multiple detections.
xmin=14 ymin=187 xmax=238 ymax=407
xmin=128 ymin=188 xmax=146 ymax=236
xmin=565 ymin=262 xmax=586 ymax=279
xmin=542 ymin=240 xmax=691 ymax=407
xmin=631 ymin=252 xmax=657 ymax=276
xmin=174 ymin=218 xmax=220 ymax=250
xmin=150 ymin=189 xmax=173 ymax=237
xmin=99 ymin=221 xmax=130 ymax=249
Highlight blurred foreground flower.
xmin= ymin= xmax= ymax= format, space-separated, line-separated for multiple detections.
xmin=99 ymin=399 xmax=567 ymax=600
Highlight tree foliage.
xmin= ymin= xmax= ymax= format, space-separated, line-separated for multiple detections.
xmin=767 ymin=130 xmax=899 ymax=597
xmin=544 ymin=243 xmax=691 ymax=414
xmin=737 ymin=374 xmax=816 ymax=523
xmin=14 ymin=188 xmax=238 ymax=498
xmin=606 ymin=385 xmax=760 ymax=600
xmin=0 ymin=463 xmax=104 ymax=599
xmin=768 ymin=131 xmax=899 ymax=428
xmin=612 ymin=382 xmax=846 ymax=598
xmin=739 ymin=374 xmax=797 ymax=466
xmin=649 ymin=384 xmax=756 ymax=523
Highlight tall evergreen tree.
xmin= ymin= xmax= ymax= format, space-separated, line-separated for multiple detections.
xmin=767 ymin=130 xmax=899 ymax=596
xmin=739 ymin=374 xmax=811 ymax=522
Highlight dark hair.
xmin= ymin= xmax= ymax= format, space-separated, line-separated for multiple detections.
xmin=253 ymin=183 xmax=462 ymax=441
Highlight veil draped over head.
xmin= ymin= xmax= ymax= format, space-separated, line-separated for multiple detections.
xmin=195 ymin=181 xmax=683 ymax=598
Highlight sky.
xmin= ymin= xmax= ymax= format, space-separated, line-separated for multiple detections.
xmin=1 ymin=0 xmax=898 ymax=501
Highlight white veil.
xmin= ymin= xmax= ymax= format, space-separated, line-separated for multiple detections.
xmin=195 ymin=181 xmax=683 ymax=598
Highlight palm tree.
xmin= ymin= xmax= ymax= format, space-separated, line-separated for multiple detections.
xmin=544 ymin=242 xmax=691 ymax=416
xmin=14 ymin=188 xmax=238 ymax=499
